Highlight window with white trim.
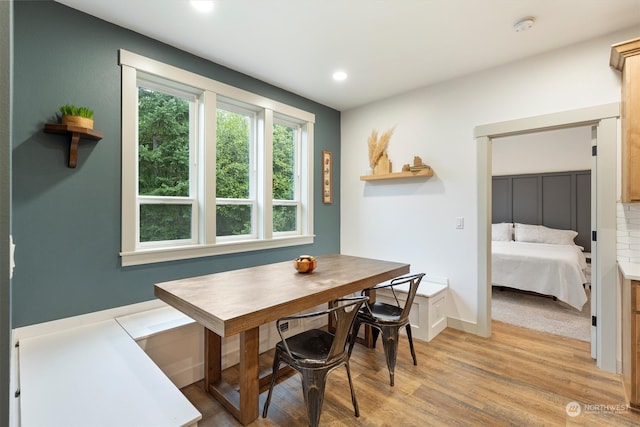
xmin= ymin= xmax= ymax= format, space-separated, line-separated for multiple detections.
xmin=120 ymin=50 xmax=315 ymax=266
xmin=272 ymin=116 xmax=301 ymax=235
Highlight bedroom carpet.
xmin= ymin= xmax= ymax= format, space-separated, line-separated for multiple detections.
xmin=491 ymin=286 xmax=591 ymax=342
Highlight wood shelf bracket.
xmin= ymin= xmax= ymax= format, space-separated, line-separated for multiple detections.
xmin=44 ymin=123 xmax=104 ymax=168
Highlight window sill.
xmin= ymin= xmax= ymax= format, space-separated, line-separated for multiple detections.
xmin=120 ymin=235 xmax=315 ymax=267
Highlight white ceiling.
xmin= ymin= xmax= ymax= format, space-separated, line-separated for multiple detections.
xmin=55 ymin=0 xmax=640 ymax=111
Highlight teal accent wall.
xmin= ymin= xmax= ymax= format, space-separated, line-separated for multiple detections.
xmin=12 ymin=1 xmax=341 ymax=327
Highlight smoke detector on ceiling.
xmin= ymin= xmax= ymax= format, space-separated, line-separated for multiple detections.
xmin=514 ymin=17 xmax=535 ymax=32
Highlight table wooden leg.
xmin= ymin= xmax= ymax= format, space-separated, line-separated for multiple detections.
xmin=204 ymin=328 xmax=222 ymax=393
xmin=238 ymin=327 xmax=259 ymax=425
xmin=203 ymin=327 xmax=260 ymax=426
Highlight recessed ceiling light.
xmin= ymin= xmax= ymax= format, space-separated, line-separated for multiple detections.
xmin=191 ymin=0 xmax=214 ymax=13
xmin=332 ymin=71 xmax=348 ymax=81
xmin=514 ymin=17 xmax=535 ymax=32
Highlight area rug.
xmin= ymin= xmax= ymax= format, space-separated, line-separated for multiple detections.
xmin=491 ymin=286 xmax=591 ymax=342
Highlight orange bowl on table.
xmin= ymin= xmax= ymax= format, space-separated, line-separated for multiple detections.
xmin=294 ymin=255 xmax=317 ymax=273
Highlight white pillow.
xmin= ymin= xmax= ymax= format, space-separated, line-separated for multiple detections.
xmin=514 ymin=223 xmax=578 ymax=245
xmin=492 ymin=223 xmax=513 ymax=241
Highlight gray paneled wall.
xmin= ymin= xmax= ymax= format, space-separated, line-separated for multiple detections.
xmin=492 ymin=170 xmax=591 ymax=252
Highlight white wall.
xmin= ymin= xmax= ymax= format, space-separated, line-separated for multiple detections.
xmin=492 ymin=126 xmax=592 ymax=176
xmin=341 ymin=27 xmax=638 ymax=331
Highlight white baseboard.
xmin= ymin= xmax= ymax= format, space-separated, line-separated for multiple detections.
xmin=446 ymin=317 xmax=478 ymax=335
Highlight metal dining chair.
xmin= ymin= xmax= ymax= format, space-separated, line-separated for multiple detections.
xmin=262 ymin=296 xmax=368 ymax=427
xmin=349 ymin=273 xmax=425 ymax=386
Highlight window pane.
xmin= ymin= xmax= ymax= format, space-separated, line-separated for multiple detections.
xmin=216 ymin=205 xmax=252 ymax=236
xmin=273 ymin=123 xmax=295 ymax=200
xmin=217 ymin=109 xmax=250 ymax=198
xmin=140 ymin=204 xmax=191 ymax=242
xmin=273 ymin=205 xmax=297 ymax=232
xmin=138 ymin=87 xmax=190 ymax=197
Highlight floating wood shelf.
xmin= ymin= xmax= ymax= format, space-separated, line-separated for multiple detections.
xmin=360 ymin=167 xmax=434 ymax=181
xmin=44 ymin=123 xmax=104 ymax=168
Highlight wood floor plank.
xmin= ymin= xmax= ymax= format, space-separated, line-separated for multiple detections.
xmin=181 ymin=321 xmax=640 ymax=426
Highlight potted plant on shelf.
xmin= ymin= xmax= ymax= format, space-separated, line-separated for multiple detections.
xmin=59 ymin=104 xmax=94 ymax=129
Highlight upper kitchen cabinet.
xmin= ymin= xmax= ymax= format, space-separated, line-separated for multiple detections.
xmin=611 ymin=38 xmax=640 ymax=203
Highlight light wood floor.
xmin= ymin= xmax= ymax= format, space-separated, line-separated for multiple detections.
xmin=181 ymin=321 xmax=640 ymax=426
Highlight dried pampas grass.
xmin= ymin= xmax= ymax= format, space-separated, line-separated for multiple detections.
xmin=368 ymin=126 xmax=395 ymax=168
xmin=367 ymin=129 xmax=379 ymax=168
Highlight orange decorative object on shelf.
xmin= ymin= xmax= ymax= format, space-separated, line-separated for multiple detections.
xmin=294 ymin=255 xmax=317 ymax=273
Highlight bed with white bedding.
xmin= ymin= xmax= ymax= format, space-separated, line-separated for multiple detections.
xmin=491 ymin=223 xmax=588 ymax=311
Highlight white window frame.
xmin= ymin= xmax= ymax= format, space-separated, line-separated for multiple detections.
xmin=272 ymin=115 xmax=303 ymax=237
xmin=136 ymin=79 xmax=200 ymax=249
xmin=214 ymin=101 xmax=258 ymax=242
xmin=119 ymin=50 xmax=315 ymax=266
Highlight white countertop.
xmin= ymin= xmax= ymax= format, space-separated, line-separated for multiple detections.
xmin=618 ymin=261 xmax=640 ymax=281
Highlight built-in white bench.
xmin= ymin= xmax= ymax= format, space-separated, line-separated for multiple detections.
xmin=115 ymin=305 xmax=197 ymax=341
xmin=376 ymin=276 xmax=448 ymax=342
xmin=113 ymin=303 xmax=283 ymax=388
xmin=115 ymin=306 xmax=205 ymax=389
xmin=15 ymin=299 xmax=321 ymax=427
xmin=18 ymin=318 xmax=201 ymax=427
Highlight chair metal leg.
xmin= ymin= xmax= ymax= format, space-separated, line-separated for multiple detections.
xmin=380 ymin=326 xmax=400 ymax=386
xmin=300 ymin=369 xmax=329 ymax=427
xmin=347 ymin=320 xmax=360 ymax=358
xmin=262 ymin=351 xmax=281 ymax=418
xmin=371 ymin=327 xmax=380 ymax=348
xmin=345 ymin=362 xmax=360 ymax=417
xmin=405 ymin=324 xmax=417 ymax=365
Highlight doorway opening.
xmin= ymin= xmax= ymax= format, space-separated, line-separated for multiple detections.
xmin=490 ymin=126 xmax=593 ymax=343
xmin=475 ymin=103 xmax=619 ymax=373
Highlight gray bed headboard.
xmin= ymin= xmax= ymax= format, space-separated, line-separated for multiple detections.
xmin=492 ymin=170 xmax=591 ymax=252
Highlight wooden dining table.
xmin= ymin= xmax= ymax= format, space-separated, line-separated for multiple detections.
xmin=154 ymin=253 xmax=410 ymax=425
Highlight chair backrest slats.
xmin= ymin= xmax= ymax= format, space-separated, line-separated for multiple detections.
xmin=395 ymin=274 xmax=424 ymax=322
xmin=327 ymin=297 xmax=367 ymax=362
xmin=364 ymin=273 xmax=425 ymax=323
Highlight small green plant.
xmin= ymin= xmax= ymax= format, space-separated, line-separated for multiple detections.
xmin=59 ymin=104 xmax=94 ymax=119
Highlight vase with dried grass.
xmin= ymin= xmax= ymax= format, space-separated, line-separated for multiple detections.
xmin=367 ymin=126 xmax=395 ymax=175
